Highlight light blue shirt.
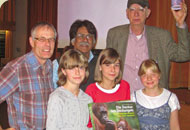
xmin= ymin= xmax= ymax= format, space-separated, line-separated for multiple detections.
xmin=52 ymin=59 xmax=59 ymax=88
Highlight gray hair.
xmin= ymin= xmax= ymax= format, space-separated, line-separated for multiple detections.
xmin=31 ymin=22 xmax=57 ymax=40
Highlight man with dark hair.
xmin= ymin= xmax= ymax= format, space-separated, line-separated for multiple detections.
xmin=106 ymin=0 xmax=190 ymax=92
xmin=0 ymin=22 xmax=57 ymax=129
xmin=53 ymin=19 xmax=98 ymax=91
xmin=69 ymin=20 xmax=97 ymax=59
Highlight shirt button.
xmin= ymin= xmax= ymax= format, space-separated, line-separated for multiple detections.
xmin=135 ymin=78 xmax=138 ymax=81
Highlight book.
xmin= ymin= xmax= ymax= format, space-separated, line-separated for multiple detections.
xmin=88 ymin=100 xmax=140 ymax=130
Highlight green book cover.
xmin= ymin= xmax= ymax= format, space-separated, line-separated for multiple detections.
xmin=88 ymin=100 xmax=140 ymax=130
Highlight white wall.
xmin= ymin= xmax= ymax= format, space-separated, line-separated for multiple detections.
xmin=58 ymin=0 xmax=129 ymax=49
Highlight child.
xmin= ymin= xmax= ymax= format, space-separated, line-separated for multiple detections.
xmin=85 ymin=48 xmax=130 ymax=103
xmin=131 ymin=59 xmax=180 ymax=130
xmin=46 ymin=49 xmax=93 ymax=130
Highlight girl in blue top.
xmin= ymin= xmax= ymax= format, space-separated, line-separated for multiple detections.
xmin=131 ymin=59 xmax=180 ymax=130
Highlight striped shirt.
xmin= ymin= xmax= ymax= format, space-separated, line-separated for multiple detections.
xmin=0 ymin=51 xmax=56 ymax=130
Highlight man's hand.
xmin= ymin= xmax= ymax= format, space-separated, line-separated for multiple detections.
xmin=171 ymin=0 xmax=187 ymax=27
xmin=0 ymin=126 xmax=15 ymax=130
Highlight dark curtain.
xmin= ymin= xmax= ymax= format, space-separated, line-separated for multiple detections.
xmin=26 ymin=0 xmax=58 ymax=59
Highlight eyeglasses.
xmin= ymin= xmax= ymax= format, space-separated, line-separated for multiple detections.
xmin=76 ymin=33 xmax=94 ymax=40
xmin=34 ymin=37 xmax=55 ymax=43
xmin=129 ymin=7 xmax=145 ymax=12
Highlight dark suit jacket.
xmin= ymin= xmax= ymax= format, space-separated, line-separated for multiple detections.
xmin=106 ymin=24 xmax=190 ymax=89
xmin=80 ymin=55 xmax=98 ymax=91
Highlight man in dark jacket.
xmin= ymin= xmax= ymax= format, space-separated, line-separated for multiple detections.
xmin=53 ymin=19 xmax=98 ymax=91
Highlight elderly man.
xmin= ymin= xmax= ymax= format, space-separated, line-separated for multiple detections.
xmin=0 ymin=22 xmax=57 ymax=130
xmin=106 ymin=0 xmax=190 ymax=93
xmin=53 ymin=19 xmax=98 ymax=91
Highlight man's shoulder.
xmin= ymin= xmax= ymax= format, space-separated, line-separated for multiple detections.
xmin=3 ymin=52 xmax=42 ymax=70
xmin=92 ymin=54 xmax=99 ymax=61
xmin=145 ymin=25 xmax=169 ymax=34
xmin=89 ymin=54 xmax=98 ymax=64
xmin=109 ymin=24 xmax=130 ymax=32
xmin=4 ymin=53 xmax=28 ymax=69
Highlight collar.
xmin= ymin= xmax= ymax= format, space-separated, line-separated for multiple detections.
xmin=95 ymin=82 xmax=120 ymax=93
xmin=26 ymin=51 xmax=52 ymax=73
xmin=60 ymin=87 xmax=83 ymax=98
xmin=88 ymin=51 xmax=94 ymax=62
xmin=129 ymin=25 xmax=146 ymax=36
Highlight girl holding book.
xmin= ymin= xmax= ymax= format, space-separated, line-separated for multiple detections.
xmin=85 ymin=48 xmax=131 ymax=129
xmin=46 ymin=49 xmax=92 ymax=130
xmin=85 ymin=48 xmax=130 ymax=103
xmin=131 ymin=59 xmax=180 ymax=130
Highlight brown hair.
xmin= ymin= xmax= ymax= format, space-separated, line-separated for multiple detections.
xmin=57 ymin=49 xmax=89 ymax=86
xmin=94 ymin=48 xmax=122 ymax=84
xmin=138 ymin=59 xmax=161 ymax=76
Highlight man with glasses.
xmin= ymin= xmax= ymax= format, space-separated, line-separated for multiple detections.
xmin=0 ymin=22 xmax=57 ymax=130
xmin=106 ymin=0 xmax=190 ymax=93
xmin=53 ymin=19 xmax=98 ymax=91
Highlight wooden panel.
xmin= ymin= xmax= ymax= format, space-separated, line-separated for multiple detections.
xmin=5 ymin=31 xmax=12 ymax=58
xmin=1 ymin=30 xmax=13 ymax=66
xmin=0 ymin=0 xmax=14 ymax=65
xmin=0 ymin=0 xmax=15 ymax=30
xmin=186 ymin=0 xmax=190 ymax=31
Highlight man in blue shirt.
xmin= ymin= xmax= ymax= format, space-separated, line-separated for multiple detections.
xmin=0 ymin=22 xmax=57 ymax=130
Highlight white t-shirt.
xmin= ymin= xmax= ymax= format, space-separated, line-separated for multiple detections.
xmin=131 ymin=88 xmax=180 ymax=112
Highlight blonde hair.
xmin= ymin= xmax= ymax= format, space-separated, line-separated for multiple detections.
xmin=94 ymin=48 xmax=122 ymax=84
xmin=57 ymin=49 xmax=89 ymax=86
xmin=138 ymin=59 xmax=161 ymax=76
